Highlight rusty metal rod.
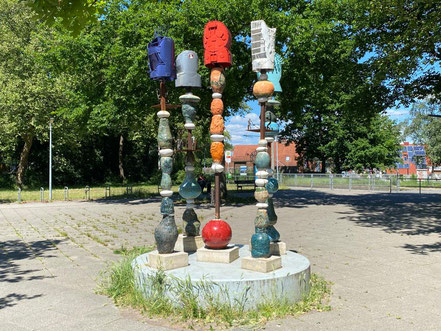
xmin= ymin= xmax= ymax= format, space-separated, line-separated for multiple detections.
xmin=260 ymin=102 xmax=266 ymax=140
xmin=160 ymin=80 xmax=166 ymax=111
xmin=215 ymin=173 xmax=220 ymax=219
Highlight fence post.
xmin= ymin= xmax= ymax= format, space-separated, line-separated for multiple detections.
xmin=389 ymin=178 xmax=392 ymax=194
xmin=310 ymin=174 xmax=313 ymax=189
xmin=419 ymin=179 xmax=422 ymax=194
xmin=396 ymin=177 xmax=400 ymax=193
xmin=85 ymin=186 xmax=90 ymax=200
xmin=64 ymin=186 xmax=69 ymax=201
xmin=105 ymin=185 xmax=111 ymax=199
xmin=40 ymin=187 xmax=44 ymax=202
xmin=18 ymin=188 xmax=21 ymax=202
xmin=294 ymin=174 xmax=297 ymax=186
xmin=368 ymin=176 xmax=372 ymax=191
xmin=349 ymin=177 xmax=352 ymax=191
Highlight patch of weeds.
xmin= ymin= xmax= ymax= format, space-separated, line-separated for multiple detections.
xmin=113 ymin=246 xmax=154 ymax=256
xmin=85 ymin=232 xmax=108 ymax=247
xmin=99 ymin=254 xmax=331 ymax=328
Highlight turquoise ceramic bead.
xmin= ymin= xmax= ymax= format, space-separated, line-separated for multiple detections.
xmin=160 ymin=173 xmax=172 ymax=190
xmin=251 ymin=230 xmax=270 ymax=258
xmin=160 ymin=157 xmax=173 ymax=174
xmin=266 ymin=225 xmax=280 ymax=242
xmin=266 ymin=177 xmax=279 ymax=194
xmin=181 ymin=103 xmax=197 ymax=125
xmin=158 ymin=118 xmax=172 ymax=149
xmin=179 ymin=174 xmax=202 ymax=200
xmin=160 ymin=197 xmax=174 ymax=215
xmin=255 ymin=151 xmax=270 ymax=170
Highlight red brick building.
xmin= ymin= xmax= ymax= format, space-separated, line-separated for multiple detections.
xmin=229 ymin=141 xmax=299 ymax=174
xmin=386 ymin=142 xmax=432 ymax=176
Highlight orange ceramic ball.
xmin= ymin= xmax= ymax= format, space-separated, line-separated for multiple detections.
xmin=211 ymin=98 xmax=224 ymax=115
xmin=210 ymin=115 xmax=224 ymax=134
xmin=210 ymin=67 xmax=226 ymax=93
xmin=253 ymin=80 xmax=274 ymax=99
xmin=210 ymin=142 xmax=224 ymax=163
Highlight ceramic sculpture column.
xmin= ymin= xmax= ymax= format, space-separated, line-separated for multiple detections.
xmin=198 ymin=21 xmax=238 ymax=263
xmin=264 ymin=53 xmax=283 ymax=245
xmin=146 ymin=34 xmax=187 ymax=270
xmin=265 ymin=103 xmax=280 ymax=243
xmin=250 ymin=20 xmax=276 ymax=259
xmin=174 ymin=50 xmax=204 ymax=252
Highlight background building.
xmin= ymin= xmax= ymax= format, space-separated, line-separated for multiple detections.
xmin=230 ymin=141 xmax=298 ymax=174
xmin=393 ymin=142 xmax=432 ymax=176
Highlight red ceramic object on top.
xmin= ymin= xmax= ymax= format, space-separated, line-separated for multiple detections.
xmin=203 ymin=21 xmax=232 ymax=68
xmin=202 ymin=219 xmax=232 ymax=249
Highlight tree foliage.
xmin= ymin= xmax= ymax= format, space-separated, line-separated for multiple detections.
xmin=1 ymin=0 xmax=436 ymax=186
xmin=405 ymin=101 xmax=441 ymax=167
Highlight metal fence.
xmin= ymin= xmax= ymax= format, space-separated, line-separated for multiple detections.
xmin=279 ymin=173 xmax=441 ymax=193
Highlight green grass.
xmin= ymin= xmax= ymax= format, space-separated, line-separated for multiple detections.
xmin=0 ymin=184 xmax=178 ymax=203
xmin=98 ymin=250 xmax=332 ymax=328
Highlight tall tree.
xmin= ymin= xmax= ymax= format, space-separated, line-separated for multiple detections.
xmin=0 ymin=0 xmax=71 ymax=187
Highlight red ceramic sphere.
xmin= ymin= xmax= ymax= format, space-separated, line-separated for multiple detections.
xmin=202 ymin=219 xmax=232 ymax=249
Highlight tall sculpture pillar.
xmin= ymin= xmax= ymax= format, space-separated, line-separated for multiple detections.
xmin=147 ymin=34 xmax=188 ymax=270
xmin=264 ymin=54 xmax=283 ymax=253
xmin=174 ymin=50 xmax=204 ymax=252
xmin=250 ymin=20 xmax=277 ymax=259
xmin=198 ymin=21 xmax=239 ymax=263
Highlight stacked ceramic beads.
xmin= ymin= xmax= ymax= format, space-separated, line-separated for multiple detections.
xmin=178 ymin=93 xmax=202 ymax=236
xmin=264 ymin=102 xmax=280 ymax=242
xmin=209 ymin=67 xmax=226 ymax=174
xmin=251 ymin=72 xmax=274 ymax=258
xmin=155 ymin=100 xmax=179 ymax=254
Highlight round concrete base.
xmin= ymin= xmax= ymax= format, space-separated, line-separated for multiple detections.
xmin=132 ymin=245 xmax=310 ymax=311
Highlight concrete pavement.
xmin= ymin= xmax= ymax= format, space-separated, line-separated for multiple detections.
xmin=1 ymin=188 xmax=441 ymax=330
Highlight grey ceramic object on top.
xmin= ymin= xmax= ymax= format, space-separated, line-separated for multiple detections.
xmin=175 ymin=50 xmax=201 ymax=88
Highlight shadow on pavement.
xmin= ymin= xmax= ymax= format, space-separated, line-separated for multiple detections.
xmin=0 ymin=239 xmax=61 ymax=283
xmin=274 ymin=189 xmax=441 ymax=255
xmin=0 ymin=293 xmax=43 ymax=310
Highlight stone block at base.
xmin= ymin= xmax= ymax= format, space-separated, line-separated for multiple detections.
xmin=241 ymin=255 xmax=282 ymax=273
xmin=270 ymin=241 xmax=287 ymax=255
xmin=197 ymin=245 xmax=239 ymax=264
xmin=148 ymin=251 xmax=188 ymax=271
xmin=174 ymin=234 xmax=204 ymax=252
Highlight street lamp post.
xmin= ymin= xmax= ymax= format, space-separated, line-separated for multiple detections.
xmin=49 ymin=117 xmax=53 ymax=201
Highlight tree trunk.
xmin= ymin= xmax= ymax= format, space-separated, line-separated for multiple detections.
xmin=16 ymin=134 xmax=34 ymax=188
xmin=118 ymin=134 xmax=126 ymax=182
xmin=321 ymin=157 xmax=326 ymax=173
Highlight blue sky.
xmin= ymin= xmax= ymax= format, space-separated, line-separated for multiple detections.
xmin=225 ymin=101 xmax=412 ymax=146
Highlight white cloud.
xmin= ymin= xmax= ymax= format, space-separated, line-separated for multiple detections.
xmin=386 ymin=108 xmax=409 ymax=117
xmin=225 ymin=113 xmax=260 ymax=145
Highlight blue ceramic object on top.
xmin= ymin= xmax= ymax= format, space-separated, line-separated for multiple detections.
xmin=148 ymin=36 xmax=176 ymax=81
xmin=257 ymin=53 xmax=282 ymax=93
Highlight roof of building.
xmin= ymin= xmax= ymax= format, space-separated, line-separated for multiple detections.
xmin=231 ymin=141 xmax=298 ymax=167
